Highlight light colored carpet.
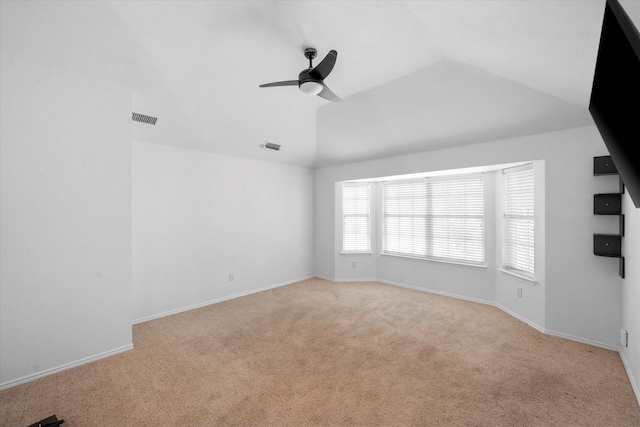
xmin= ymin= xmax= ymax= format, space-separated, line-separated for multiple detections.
xmin=1 ymin=278 xmax=639 ymax=426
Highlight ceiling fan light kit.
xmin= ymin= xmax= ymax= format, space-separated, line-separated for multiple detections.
xmin=259 ymin=47 xmax=341 ymax=102
xmin=299 ymin=80 xmax=323 ymax=95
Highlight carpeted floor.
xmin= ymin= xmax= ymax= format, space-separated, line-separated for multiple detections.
xmin=1 ymin=278 xmax=639 ymax=426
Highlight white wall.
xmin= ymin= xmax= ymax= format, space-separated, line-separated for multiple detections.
xmin=132 ymin=141 xmax=314 ymax=322
xmin=315 ymin=125 xmax=622 ymax=348
xmin=621 ymin=191 xmax=640 ymax=402
xmin=0 ymin=56 xmax=132 ymax=387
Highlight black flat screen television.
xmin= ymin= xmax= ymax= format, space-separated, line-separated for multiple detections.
xmin=589 ymin=0 xmax=640 ymax=208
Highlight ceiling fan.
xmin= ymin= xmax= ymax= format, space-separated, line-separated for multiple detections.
xmin=259 ymin=47 xmax=341 ymax=102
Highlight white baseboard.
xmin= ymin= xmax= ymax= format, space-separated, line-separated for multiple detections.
xmin=492 ymin=304 xmax=617 ymax=351
xmin=379 ymin=277 xmax=632 ymax=401
xmin=313 ymin=274 xmax=335 ymax=282
xmin=0 ymin=344 xmax=134 ymax=391
xmin=347 ymin=278 xmax=620 ymax=352
xmin=1 ymin=276 xmax=315 ymax=390
xmin=377 ymin=279 xmax=494 ymax=306
xmin=494 ymin=302 xmax=546 ymax=334
xmin=4 ymin=275 xmax=631 ymax=403
xmin=132 ymin=275 xmax=314 ymax=325
xmin=619 ymin=351 xmax=640 ymax=407
xmin=543 ymin=327 xmax=619 ymax=351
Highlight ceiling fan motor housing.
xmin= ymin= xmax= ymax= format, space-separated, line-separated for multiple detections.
xmin=298 ymin=69 xmax=324 ymax=94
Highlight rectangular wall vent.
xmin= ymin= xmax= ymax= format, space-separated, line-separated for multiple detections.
xmin=132 ymin=112 xmax=158 ymax=125
xmin=264 ymin=142 xmax=281 ymax=151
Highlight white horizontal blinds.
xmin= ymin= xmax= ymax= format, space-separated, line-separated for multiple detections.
xmin=428 ymin=175 xmax=484 ymax=264
xmin=383 ymin=174 xmax=484 ymax=264
xmin=383 ymin=180 xmax=428 ymax=257
xmin=342 ymin=183 xmax=371 ymax=252
xmin=503 ymin=165 xmax=535 ymax=278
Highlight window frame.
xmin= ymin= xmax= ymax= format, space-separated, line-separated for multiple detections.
xmin=382 ymin=173 xmax=485 ymax=267
xmin=501 ymin=164 xmax=536 ymax=282
xmin=341 ymin=182 xmax=372 ymax=254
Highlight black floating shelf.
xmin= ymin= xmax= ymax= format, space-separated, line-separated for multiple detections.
xmin=594 ymin=155 xmax=618 ymax=175
xmin=594 ymin=234 xmax=622 ymax=257
xmin=594 ymin=193 xmax=622 ymax=215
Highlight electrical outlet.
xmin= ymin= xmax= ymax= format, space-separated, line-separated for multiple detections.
xmin=229 ymin=273 xmax=234 ymax=281
xmin=352 ymin=261 xmax=357 ymax=268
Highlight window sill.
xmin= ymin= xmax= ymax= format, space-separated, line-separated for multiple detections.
xmin=500 ymin=269 xmax=537 ymax=285
xmin=381 ymin=253 xmax=486 ymax=269
xmin=340 ymin=251 xmax=373 ymax=255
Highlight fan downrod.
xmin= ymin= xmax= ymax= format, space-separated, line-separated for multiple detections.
xmin=304 ymin=47 xmax=317 ymax=67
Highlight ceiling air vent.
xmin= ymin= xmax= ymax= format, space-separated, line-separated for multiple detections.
xmin=132 ymin=112 xmax=158 ymax=125
xmin=263 ymin=142 xmax=281 ymax=151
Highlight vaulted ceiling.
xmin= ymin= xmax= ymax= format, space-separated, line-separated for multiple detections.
xmin=2 ymin=1 xmax=639 ymax=168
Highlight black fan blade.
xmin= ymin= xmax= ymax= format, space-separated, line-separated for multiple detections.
xmin=259 ymin=80 xmax=298 ymax=88
xmin=317 ymin=84 xmax=341 ymax=102
xmin=309 ymin=50 xmax=337 ymax=80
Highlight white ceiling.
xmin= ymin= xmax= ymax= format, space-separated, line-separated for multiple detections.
xmin=2 ymin=1 xmax=639 ymax=168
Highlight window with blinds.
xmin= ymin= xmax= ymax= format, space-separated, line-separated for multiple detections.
xmin=502 ymin=165 xmax=535 ymax=279
xmin=342 ymin=182 xmax=371 ymax=253
xmin=382 ymin=174 xmax=485 ymax=265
